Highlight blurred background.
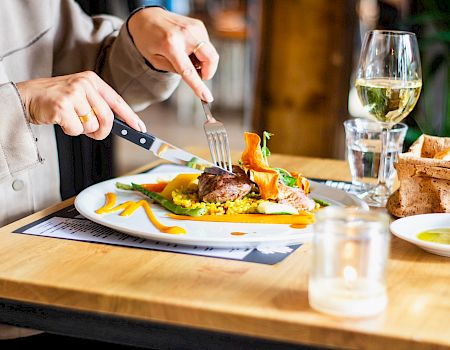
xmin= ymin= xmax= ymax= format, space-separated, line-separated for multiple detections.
xmin=76 ymin=0 xmax=449 ymax=175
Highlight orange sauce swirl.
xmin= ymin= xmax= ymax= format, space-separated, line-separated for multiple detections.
xmin=96 ymin=193 xmax=186 ymax=235
xmin=230 ymin=232 xmax=247 ymax=236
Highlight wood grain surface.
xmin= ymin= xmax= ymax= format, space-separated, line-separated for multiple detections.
xmin=0 ymin=150 xmax=449 ymax=350
xmin=250 ymin=0 xmax=356 ymax=159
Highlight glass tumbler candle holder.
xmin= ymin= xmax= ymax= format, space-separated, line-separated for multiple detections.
xmin=308 ymin=207 xmax=390 ymax=318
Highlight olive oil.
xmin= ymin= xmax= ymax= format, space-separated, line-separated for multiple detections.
xmin=417 ymin=228 xmax=450 ymax=245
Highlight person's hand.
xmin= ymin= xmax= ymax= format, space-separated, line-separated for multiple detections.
xmin=128 ymin=7 xmax=219 ymax=102
xmin=16 ymin=71 xmax=146 ymax=140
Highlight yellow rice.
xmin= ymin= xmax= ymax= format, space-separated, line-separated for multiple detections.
xmin=171 ymin=185 xmax=265 ymax=215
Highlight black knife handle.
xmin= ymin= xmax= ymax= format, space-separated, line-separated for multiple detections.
xmin=111 ymin=118 xmax=155 ymax=150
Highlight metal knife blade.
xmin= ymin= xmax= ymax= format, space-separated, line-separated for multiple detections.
xmin=111 ymin=118 xmax=233 ymax=174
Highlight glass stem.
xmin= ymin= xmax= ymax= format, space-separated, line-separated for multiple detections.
xmin=377 ymin=125 xmax=391 ymax=192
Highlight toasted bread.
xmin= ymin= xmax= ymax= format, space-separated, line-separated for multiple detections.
xmin=434 ymin=147 xmax=450 ymax=160
xmin=387 ymin=135 xmax=450 ymax=217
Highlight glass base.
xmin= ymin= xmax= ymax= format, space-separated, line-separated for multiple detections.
xmin=357 ymin=183 xmax=390 ymax=207
xmin=309 ymin=279 xmax=388 ymax=318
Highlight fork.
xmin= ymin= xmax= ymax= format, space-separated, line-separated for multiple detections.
xmin=201 ymin=101 xmax=233 ymax=173
xmin=190 ymin=54 xmax=233 ymax=173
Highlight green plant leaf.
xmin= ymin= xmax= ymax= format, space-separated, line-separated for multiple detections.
xmin=402 ymin=12 xmax=450 ymax=25
xmin=425 ymin=53 xmax=447 ymax=80
xmin=425 ymin=31 xmax=450 ymax=43
xmin=444 ymin=65 xmax=450 ymax=135
xmin=406 ymin=0 xmax=450 ymax=137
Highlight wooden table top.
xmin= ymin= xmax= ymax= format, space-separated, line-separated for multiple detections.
xmin=0 ymin=149 xmax=449 ymax=350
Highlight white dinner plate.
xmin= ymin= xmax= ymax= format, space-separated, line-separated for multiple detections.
xmin=75 ymin=170 xmax=368 ymax=248
xmin=390 ymin=213 xmax=450 ymax=257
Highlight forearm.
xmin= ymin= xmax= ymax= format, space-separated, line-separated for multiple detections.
xmin=52 ymin=1 xmax=179 ymax=112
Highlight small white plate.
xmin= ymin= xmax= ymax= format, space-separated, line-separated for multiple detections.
xmin=390 ymin=213 xmax=450 ymax=257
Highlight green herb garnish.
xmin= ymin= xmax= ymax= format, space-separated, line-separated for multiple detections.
xmin=261 ymin=131 xmax=274 ymax=164
xmin=275 ymin=168 xmax=298 ymax=187
xmin=186 ymin=157 xmax=199 ymax=168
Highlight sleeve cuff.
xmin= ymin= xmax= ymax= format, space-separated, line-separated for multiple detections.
xmin=0 ymin=83 xmax=41 ymax=180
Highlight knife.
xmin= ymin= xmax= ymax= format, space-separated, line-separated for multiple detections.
xmin=111 ymin=118 xmax=233 ymax=174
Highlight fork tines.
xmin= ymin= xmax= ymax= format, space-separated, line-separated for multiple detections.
xmin=205 ymin=126 xmax=233 ymax=173
xmin=202 ymin=101 xmax=233 ymax=173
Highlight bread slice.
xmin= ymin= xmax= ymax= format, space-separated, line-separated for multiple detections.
xmin=434 ymin=147 xmax=450 ymax=160
xmin=387 ymin=135 xmax=450 ymax=217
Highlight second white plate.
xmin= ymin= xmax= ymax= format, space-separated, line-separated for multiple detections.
xmin=390 ymin=213 xmax=450 ymax=257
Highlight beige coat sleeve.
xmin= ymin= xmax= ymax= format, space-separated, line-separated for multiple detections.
xmin=0 ymin=0 xmax=181 ymax=180
xmin=51 ymin=0 xmax=180 ymax=111
xmin=0 ymin=83 xmax=42 ymax=181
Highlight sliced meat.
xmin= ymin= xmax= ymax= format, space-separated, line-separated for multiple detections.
xmin=198 ymin=166 xmax=253 ymax=203
xmin=277 ymin=182 xmax=316 ymax=211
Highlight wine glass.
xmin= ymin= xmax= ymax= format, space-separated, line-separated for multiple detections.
xmin=355 ymin=30 xmax=422 ymax=207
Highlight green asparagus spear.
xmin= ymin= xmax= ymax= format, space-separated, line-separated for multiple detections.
xmin=115 ymin=182 xmax=207 ymax=216
xmin=116 ymin=183 xmax=133 ymax=191
xmin=313 ymin=197 xmax=331 ymax=207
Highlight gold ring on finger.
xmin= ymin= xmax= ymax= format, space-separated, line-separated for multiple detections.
xmin=192 ymin=41 xmax=206 ymax=55
xmin=78 ymin=108 xmax=96 ymax=123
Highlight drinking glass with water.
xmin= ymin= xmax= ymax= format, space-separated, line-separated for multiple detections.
xmin=344 ymin=118 xmax=408 ymax=194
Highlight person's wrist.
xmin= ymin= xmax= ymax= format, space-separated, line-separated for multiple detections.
xmin=128 ymin=6 xmax=163 ymax=31
xmin=127 ymin=6 xmax=168 ymax=73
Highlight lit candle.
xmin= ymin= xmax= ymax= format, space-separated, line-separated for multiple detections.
xmin=309 ymin=269 xmax=387 ymax=318
xmin=343 ymin=266 xmax=357 ymax=287
xmin=308 ymin=208 xmax=389 ymax=318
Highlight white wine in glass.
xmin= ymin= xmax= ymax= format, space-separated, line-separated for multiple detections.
xmin=356 ymin=30 xmax=422 ymax=207
xmin=355 ymin=78 xmax=422 ymax=123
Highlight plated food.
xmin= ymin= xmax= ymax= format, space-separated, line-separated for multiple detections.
xmin=75 ymin=172 xmax=365 ymax=248
xmin=96 ymin=132 xmax=323 ymax=234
